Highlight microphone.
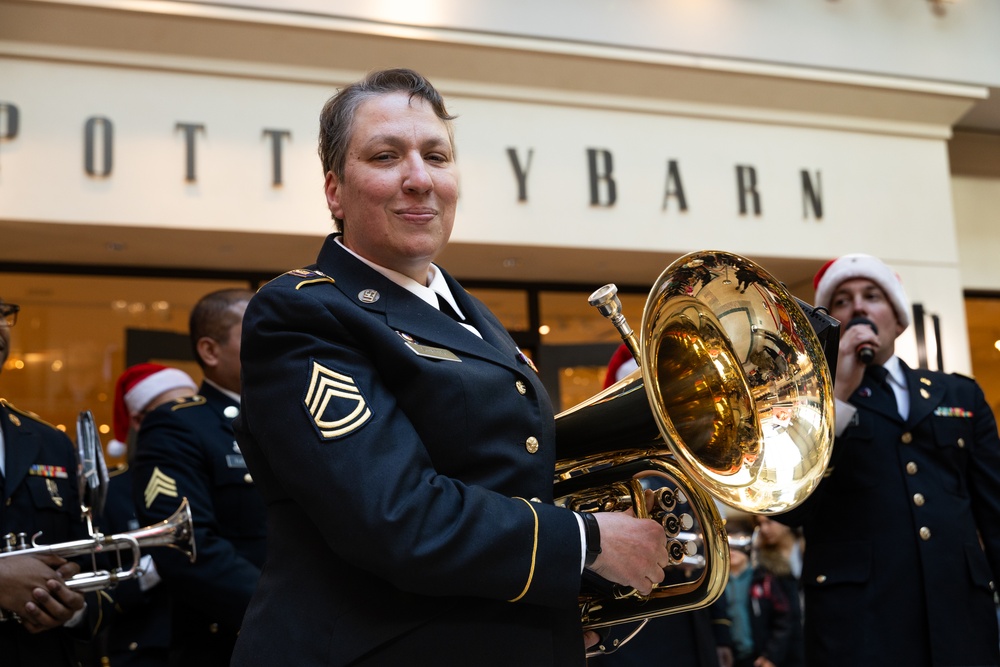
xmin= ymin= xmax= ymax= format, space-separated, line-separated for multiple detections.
xmin=845 ymin=317 xmax=878 ymax=365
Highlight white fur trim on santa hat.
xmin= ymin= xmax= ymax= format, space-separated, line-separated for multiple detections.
xmin=107 ymin=439 xmax=128 ymax=458
xmin=813 ymin=253 xmax=910 ymax=330
xmin=124 ymin=368 xmax=198 ymax=416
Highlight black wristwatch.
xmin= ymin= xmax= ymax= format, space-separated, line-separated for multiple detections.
xmin=580 ymin=512 xmax=602 ymax=568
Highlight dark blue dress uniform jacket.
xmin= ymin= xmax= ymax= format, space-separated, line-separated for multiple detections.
xmin=231 ymin=235 xmax=585 ymax=667
xmin=131 ymin=382 xmax=266 ymax=666
xmin=98 ymin=464 xmax=171 ymax=666
xmin=780 ymin=361 xmax=1000 ymax=667
xmin=0 ymin=399 xmax=102 ymax=667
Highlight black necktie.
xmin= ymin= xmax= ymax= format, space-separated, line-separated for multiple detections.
xmin=866 ymin=365 xmax=898 ymax=415
xmin=436 ymin=293 xmax=464 ymax=322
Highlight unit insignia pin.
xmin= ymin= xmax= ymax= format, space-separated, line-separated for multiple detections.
xmin=45 ymin=479 xmax=63 ymax=507
xmin=358 ymin=289 xmax=380 ymax=304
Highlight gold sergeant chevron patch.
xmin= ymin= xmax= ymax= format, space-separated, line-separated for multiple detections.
xmin=144 ymin=467 xmax=179 ymax=508
xmin=305 ymin=361 xmax=372 ymax=439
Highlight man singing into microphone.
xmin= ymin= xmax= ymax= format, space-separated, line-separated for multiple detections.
xmin=778 ymin=253 xmax=1000 ymax=667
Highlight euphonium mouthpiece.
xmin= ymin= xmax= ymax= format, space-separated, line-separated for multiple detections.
xmin=588 ymin=284 xmax=640 ymax=362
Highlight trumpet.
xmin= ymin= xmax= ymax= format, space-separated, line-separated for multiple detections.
xmin=1 ymin=410 xmax=196 ymax=612
xmin=0 ymin=497 xmax=197 ymax=593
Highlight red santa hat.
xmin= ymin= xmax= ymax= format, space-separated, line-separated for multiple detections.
xmin=603 ymin=343 xmax=639 ymax=389
xmin=108 ymin=363 xmax=197 ymax=457
xmin=813 ymin=253 xmax=910 ymax=330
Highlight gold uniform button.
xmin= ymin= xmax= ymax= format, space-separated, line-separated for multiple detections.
xmin=906 ymin=462 xmax=918 ymax=475
xmin=913 ymin=493 xmax=925 ymax=507
xmin=209 ymin=623 xmax=219 ymax=634
xmin=815 ymin=574 xmax=827 ymax=584
xmin=530 ymin=497 xmax=542 ymax=503
xmin=919 ymin=526 xmax=931 ymax=541
xmin=901 ymin=432 xmax=913 ymax=444
xmin=515 ymin=380 xmax=527 ymax=395
xmin=129 ymin=642 xmax=138 ymax=651
xmin=525 ymin=436 xmax=539 ymax=454
xmin=957 ymin=438 xmax=966 ymax=448
xmin=4 ymin=498 xmax=10 ymax=507
xmin=244 ymin=473 xmax=253 ymax=484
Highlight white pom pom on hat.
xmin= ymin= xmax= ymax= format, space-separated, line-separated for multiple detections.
xmin=813 ymin=253 xmax=910 ymax=330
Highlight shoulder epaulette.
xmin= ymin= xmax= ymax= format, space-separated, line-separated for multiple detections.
xmin=285 ymin=268 xmax=336 ymax=290
xmin=108 ymin=463 xmax=129 ymax=478
xmin=0 ymin=398 xmax=59 ymax=430
xmin=170 ymin=395 xmax=207 ymax=411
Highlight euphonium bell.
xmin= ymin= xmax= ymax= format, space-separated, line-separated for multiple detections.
xmin=554 ymin=250 xmax=836 ymax=648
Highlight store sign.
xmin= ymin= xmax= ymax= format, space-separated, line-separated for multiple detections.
xmin=0 ymin=101 xmax=824 ymax=222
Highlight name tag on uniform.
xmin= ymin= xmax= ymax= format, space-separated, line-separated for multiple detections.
xmin=407 ymin=342 xmax=461 ymax=362
xmin=399 ymin=337 xmax=461 ymax=362
xmin=226 ymin=454 xmax=247 ymax=469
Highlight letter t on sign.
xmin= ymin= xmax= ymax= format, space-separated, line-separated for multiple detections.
xmin=176 ymin=122 xmax=206 ymax=182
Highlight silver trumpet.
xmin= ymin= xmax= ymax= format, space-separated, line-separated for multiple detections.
xmin=0 ymin=497 xmax=196 ymax=592
xmin=1 ymin=411 xmax=196 ymax=602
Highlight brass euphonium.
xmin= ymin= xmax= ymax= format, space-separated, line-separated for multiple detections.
xmin=554 ymin=251 xmax=836 ymax=654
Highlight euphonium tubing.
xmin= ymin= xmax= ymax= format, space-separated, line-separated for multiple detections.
xmin=554 ymin=250 xmax=834 ymax=632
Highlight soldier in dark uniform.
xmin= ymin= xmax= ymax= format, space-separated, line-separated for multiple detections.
xmin=97 ymin=363 xmax=196 ymax=666
xmin=0 ymin=297 xmax=105 ymax=666
xmin=779 ymin=254 xmax=1000 ymax=667
xmin=131 ymin=288 xmax=263 ymax=667
xmin=230 ymin=68 xmax=669 ymax=666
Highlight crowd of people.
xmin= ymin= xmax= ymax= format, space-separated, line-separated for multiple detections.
xmin=1 ymin=67 xmax=998 ymax=667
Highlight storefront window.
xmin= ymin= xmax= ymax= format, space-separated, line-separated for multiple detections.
xmin=965 ymin=295 xmax=1000 ymax=415
xmin=538 ymin=289 xmax=647 ymax=411
xmin=0 ymin=273 xmax=249 ymax=465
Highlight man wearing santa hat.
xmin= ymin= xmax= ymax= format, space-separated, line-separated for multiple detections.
xmin=107 ymin=363 xmax=198 ymax=460
xmin=130 ymin=288 xmax=264 ymax=667
xmin=98 ymin=363 xmax=196 ymax=667
xmin=778 ymin=254 xmax=1000 ymax=667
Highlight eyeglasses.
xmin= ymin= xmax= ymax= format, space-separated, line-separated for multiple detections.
xmin=0 ymin=302 xmax=20 ymax=327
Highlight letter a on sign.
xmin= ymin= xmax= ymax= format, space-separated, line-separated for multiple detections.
xmin=305 ymin=361 xmax=373 ymax=439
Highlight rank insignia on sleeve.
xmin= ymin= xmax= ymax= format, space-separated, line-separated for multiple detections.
xmin=305 ymin=361 xmax=373 ymax=439
xmin=144 ymin=467 xmax=179 ymax=508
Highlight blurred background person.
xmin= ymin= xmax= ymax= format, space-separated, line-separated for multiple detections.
xmin=754 ymin=516 xmax=803 ymax=610
xmin=0 ymin=296 xmax=105 ymax=666
xmin=724 ymin=513 xmax=800 ymax=667
xmin=97 ymin=363 xmax=196 ymax=667
xmin=131 ymin=288 xmax=262 ymax=667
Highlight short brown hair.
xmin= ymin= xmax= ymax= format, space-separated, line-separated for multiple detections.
xmin=317 ymin=68 xmax=456 ymax=229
